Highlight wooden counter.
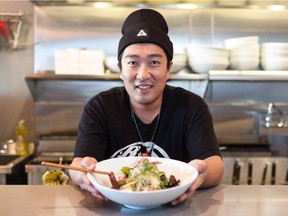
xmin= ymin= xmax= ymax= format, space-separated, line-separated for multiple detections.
xmin=0 ymin=184 xmax=287 ymax=215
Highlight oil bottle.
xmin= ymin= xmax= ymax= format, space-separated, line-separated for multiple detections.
xmin=15 ymin=120 xmax=28 ymax=155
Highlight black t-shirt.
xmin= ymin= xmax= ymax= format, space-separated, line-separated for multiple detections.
xmin=73 ymin=85 xmax=221 ymax=163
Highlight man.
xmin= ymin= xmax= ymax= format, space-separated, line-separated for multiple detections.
xmin=69 ymin=8 xmax=224 ymax=205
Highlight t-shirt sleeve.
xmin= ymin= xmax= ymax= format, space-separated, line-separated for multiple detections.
xmin=73 ymin=97 xmax=109 ymax=161
xmin=185 ymin=100 xmax=221 ymax=160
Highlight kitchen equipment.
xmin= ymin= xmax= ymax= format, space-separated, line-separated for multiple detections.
xmin=223 ymin=157 xmax=288 ymax=185
xmin=25 ymin=133 xmax=76 ymax=184
xmin=41 ymin=161 xmax=119 ymax=189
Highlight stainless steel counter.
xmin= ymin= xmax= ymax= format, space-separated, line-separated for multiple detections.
xmin=0 ymin=185 xmax=287 ymax=216
xmin=0 ymin=154 xmax=33 ymax=184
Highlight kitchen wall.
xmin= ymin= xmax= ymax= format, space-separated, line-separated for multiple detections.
xmin=32 ymin=4 xmax=288 ymax=144
xmin=0 ymin=0 xmax=35 ymax=143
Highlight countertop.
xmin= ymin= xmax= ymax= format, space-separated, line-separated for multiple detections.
xmin=0 ymin=185 xmax=287 ymax=216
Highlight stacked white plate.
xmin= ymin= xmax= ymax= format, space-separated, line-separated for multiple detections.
xmin=224 ymin=36 xmax=260 ymax=70
xmin=261 ymin=43 xmax=288 ymax=71
xmin=187 ymin=44 xmax=229 ymax=74
xmin=171 ymin=52 xmax=187 ymax=74
xmin=54 ymin=49 xmax=106 ymax=75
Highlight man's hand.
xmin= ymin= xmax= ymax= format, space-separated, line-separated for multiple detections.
xmin=171 ymin=155 xmax=224 ymax=205
xmin=69 ymin=157 xmax=107 ymax=200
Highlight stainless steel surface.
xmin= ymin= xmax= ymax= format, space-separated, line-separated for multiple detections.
xmin=34 ymin=6 xmax=189 ymax=72
xmin=1 ymin=184 xmax=288 ymax=215
xmin=0 ymin=154 xmax=31 ymax=174
xmin=0 ymin=154 xmax=32 ymax=184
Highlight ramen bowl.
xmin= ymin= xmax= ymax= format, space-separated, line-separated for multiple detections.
xmin=87 ymin=156 xmax=198 ymax=209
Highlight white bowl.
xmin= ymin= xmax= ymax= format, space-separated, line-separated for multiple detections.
xmin=261 ymin=57 xmax=288 ymax=70
xmin=187 ymin=45 xmax=229 ymax=59
xmin=261 ymin=51 xmax=288 ymax=59
xmin=170 ymin=62 xmax=186 ymax=74
xmin=224 ymin=36 xmax=259 ymax=50
xmin=229 ymin=57 xmax=260 ymax=70
xmin=87 ymin=157 xmax=198 ymax=209
xmin=105 ymin=56 xmax=120 ymax=73
xmin=261 ymin=42 xmax=288 ymax=50
xmin=229 ymin=44 xmax=260 ymax=58
xmin=188 ymin=57 xmax=229 ymax=74
xmin=261 ymin=43 xmax=288 ymax=58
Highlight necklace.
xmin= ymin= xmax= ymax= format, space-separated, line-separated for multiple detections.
xmin=130 ymin=107 xmax=161 ymax=156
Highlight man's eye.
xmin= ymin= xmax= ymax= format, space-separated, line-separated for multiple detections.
xmin=128 ymin=61 xmax=137 ymax=66
xmin=151 ymin=60 xmax=160 ymax=65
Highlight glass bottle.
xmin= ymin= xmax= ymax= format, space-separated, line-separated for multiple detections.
xmin=15 ymin=120 xmax=28 ymax=155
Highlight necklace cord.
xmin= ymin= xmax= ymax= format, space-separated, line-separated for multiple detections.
xmin=130 ymin=106 xmax=161 ymax=153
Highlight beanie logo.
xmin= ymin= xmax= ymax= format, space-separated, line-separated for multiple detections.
xmin=137 ymin=29 xmax=147 ymax=37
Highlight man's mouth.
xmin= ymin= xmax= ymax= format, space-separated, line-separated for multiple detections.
xmin=137 ymin=85 xmax=152 ymax=90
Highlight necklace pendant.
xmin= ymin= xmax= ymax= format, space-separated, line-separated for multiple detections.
xmin=144 ymin=141 xmax=155 ymax=154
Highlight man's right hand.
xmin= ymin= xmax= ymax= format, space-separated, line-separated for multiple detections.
xmin=69 ymin=157 xmax=107 ymax=200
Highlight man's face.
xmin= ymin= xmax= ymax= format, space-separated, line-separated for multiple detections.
xmin=120 ymin=43 xmax=171 ymax=107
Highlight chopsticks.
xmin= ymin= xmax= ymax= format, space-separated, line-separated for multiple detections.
xmin=41 ymin=161 xmax=119 ymax=189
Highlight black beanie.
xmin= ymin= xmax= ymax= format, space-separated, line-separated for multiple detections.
xmin=118 ymin=9 xmax=173 ymax=62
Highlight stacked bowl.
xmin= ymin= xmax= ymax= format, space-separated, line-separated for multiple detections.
xmin=224 ymin=36 xmax=260 ymax=70
xmin=260 ymin=43 xmax=288 ymax=71
xmin=171 ymin=52 xmax=187 ymax=74
xmin=187 ymin=44 xmax=229 ymax=74
xmin=105 ymin=56 xmax=120 ymax=73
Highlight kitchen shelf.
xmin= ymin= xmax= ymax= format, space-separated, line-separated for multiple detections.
xmin=209 ymin=70 xmax=288 ymax=81
xmin=24 ymin=71 xmax=208 ymax=81
xmin=24 ymin=71 xmax=207 ymax=101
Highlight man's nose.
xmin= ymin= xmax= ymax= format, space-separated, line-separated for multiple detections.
xmin=136 ymin=64 xmax=151 ymax=80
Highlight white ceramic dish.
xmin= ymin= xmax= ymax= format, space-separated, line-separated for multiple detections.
xmin=229 ymin=44 xmax=260 ymax=57
xmin=229 ymin=56 xmax=260 ymax=70
xmin=261 ymin=57 xmax=288 ymax=71
xmin=104 ymin=56 xmax=120 ymax=73
xmin=224 ymin=36 xmax=259 ymax=50
xmin=87 ymin=157 xmax=198 ymax=209
xmin=261 ymin=43 xmax=288 ymax=58
xmin=170 ymin=62 xmax=186 ymax=74
xmin=188 ymin=57 xmax=229 ymax=74
xmin=261 ymin=42 xmax=288 ymax=50
xmin=187 ymin=45 xmax=229 ymax=59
